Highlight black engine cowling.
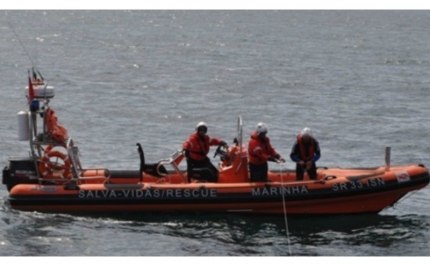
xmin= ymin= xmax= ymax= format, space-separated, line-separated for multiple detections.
xmin=2 ymin=157 xmax=39 ymax=191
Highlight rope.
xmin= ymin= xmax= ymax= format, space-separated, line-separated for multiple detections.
xmin=279 ymin=162 xmax=292 ymax=256
xmin=393 ymin=189 xmax=418 ymax=208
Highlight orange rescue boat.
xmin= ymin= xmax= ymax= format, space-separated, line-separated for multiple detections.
xmin=2 ymin=68 xmax=429 ymax=215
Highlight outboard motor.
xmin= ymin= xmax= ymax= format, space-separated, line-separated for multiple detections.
xmin=2 ymin=157 xmax=39 ymax=191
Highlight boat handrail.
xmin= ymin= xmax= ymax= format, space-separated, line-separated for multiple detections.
xmin=156 ymin=159 xmax=171 ymax=183
xmin=385 ymin=146 xmax=391 ymax=171
xmin=65 ymin=138 xmax=83 ymax=180
xmin=236 ymin=116 xmax=244 ymax=173
xmin=77 ymin=176 xmax=108 ymax=180
xmin=157 ymin=150 xmax=187 ymax=183
xmin=170 ymin=150 xmax=184 ymax=162
xmin=27 ymin=111 xmax=41 ymax=183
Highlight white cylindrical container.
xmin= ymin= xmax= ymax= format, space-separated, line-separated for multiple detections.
xmin=25 ymin=85 xmax=55 ymax=99
xmin=17 ymin=111 xmax=30 ymax=141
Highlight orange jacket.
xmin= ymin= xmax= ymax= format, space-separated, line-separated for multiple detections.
xmin=45 ymin=107 xmax=68 ymax=142
xmin=182 ymin=133 xmax=222 ymax=161
xmin=248 ymin=132 xmax=279 ymax=165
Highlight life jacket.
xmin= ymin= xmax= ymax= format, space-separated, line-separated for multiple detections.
xmin=45 ymin=107 xmax=68 ymax=143
xmin=183 ymin=132 xmax=221 ymax=161
xmin=248 ymin=132 xmax=277 ymax=165
xmin=297 ymin=134 xmax=315 ymax=161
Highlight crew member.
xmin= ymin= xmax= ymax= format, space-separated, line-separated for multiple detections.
xmin=182 ymin=122 xmax=227 ymax=182
xmin=290 ymin=127 xmax=321 ymax=180
xmin=248 ymin=122 xmax=285 ymax=182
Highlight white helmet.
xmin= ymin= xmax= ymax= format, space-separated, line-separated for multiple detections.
xmin=300 ymin=127 xmax=312 ymax=137
xmin=256 ymin=122 xmax=268 ymax=135
xmin=196 ymin=121 xmax=208 ymax=132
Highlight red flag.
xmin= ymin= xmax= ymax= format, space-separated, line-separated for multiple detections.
xmin=28 ymin=72 xmax=35 ymax=104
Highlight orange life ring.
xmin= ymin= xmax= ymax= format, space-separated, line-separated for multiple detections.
xmin=39 ymin=145 xmax=72 ymax=179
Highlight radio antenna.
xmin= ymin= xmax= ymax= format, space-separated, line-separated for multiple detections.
xmin=8 ymin=22 xmax=36 ymax=67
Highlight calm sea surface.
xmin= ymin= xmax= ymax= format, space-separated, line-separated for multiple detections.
xmin=1 ymin=10 xmax=430 ymax=257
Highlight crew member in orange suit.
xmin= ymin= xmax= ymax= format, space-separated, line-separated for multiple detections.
xmin=290 ymin=127 xmax=321 ymax=180
xmin=182 ymin=122 xmax=227 ymax=182
xmin=248 ymin=123 xmax=285 ymax=182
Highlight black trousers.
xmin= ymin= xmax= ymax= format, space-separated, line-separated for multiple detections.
xmin=249 ymin=162 xmax=268 ymax=182
xmin=186 ymin=157 xmax=218 ymax=182
xmin=295 ymin=162 xmax=317 ymax=180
